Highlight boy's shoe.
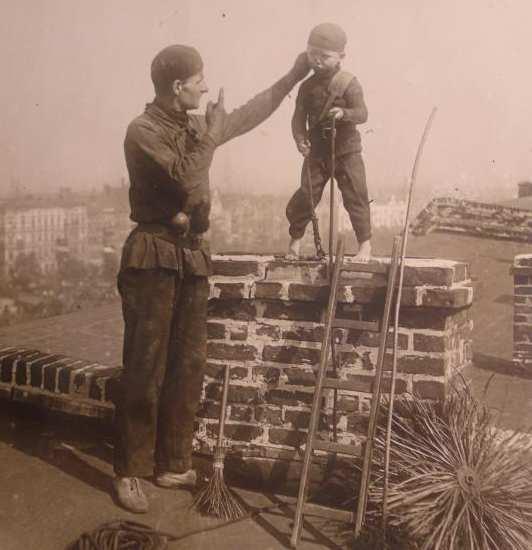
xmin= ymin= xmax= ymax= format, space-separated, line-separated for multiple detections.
xmin=113 ymin=477 xmax=149 ymax=513
xmin=154 ymin=469 xmax=197 ymax=489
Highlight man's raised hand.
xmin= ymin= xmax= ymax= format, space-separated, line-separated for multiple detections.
xmin=206 ymin=87 xmax=226 ymax=144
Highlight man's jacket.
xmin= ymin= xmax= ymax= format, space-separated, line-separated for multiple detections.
xmin=121 ymin=72 xmax=298 ymax=277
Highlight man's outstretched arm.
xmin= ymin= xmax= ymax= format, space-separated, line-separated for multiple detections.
xmin=203 ymin=53 xmax=310 ymax=146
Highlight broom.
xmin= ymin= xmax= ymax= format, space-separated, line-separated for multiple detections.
xmin=192 ymin=364 xmax=245 ymax=520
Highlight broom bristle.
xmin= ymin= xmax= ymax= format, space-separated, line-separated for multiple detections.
xmin=193 ymin=456 xmax=246 ymax=520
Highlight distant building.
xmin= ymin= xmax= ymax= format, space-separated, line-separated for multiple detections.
xmin=0 ymin=184 xmax=410 ymax=275
xmin=360 ymin=195 xmax=406 ymax=229
xmin=498 ymin=182 xmax=532 ymax=211
xmin=86 ymin=184 xmax=134 ymax=264
xmin=207 ymin=190 xmax=407 ymax=254
xmin=518 ymin=181 xmax=532 ymax=199
xmin=0 ymin=296 xmax=16 ymax=314
xmin=0 ymin=197 xmax=88 ymax=276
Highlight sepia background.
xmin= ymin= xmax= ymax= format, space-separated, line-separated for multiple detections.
xmin=2 ymin=0 xmax=532 ymax=201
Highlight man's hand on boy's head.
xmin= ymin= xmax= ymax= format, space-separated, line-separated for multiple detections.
xmin=290 ymin=52 xmax=311 ymax=81
xmin=329 ymin=107 xmax=344 ymax=120
xmin=296 ymin=139 xmax=311 ymax=157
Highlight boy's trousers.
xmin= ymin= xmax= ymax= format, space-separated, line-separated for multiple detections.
xmin=286 ymin=152 xmax=371 ymax=243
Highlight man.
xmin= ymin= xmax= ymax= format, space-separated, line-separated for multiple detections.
xmin=113 ymin=44 xmax=310 ymax=513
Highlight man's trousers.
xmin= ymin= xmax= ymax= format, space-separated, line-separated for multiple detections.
xmin=113 ymin=268 xmax=208 ymax=477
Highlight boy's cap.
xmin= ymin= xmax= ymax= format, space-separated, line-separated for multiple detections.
xmin=151 ymin=45 xmax=203 ymax=94
xmin=308 ymin=23 xmax=347 ymax=53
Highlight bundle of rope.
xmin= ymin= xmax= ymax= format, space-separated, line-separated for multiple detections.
xmin=70 ymin=502 xmax=287 ymax=550
xmin=71 ymin=520 xmax=176 ymax=550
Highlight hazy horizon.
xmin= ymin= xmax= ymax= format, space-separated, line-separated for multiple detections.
xmin=2 ymin=1 xmax=532 ymax=203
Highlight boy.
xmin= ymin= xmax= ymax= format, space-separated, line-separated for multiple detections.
xmin=286 ymin=22 xmax=372 ymax=260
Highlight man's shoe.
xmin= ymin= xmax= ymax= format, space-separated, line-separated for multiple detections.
xmin=154 ymin=469 xmax=197 ymax=489
xmin=113 ymin=477 xmax=149 ymax=513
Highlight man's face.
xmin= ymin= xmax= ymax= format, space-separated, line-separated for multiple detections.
xmin=175 ymin=72 xmax=209 ymax=111
xmin=306 ymin=46 xmax=343 ymax=74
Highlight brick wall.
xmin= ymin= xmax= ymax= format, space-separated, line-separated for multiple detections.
xmin=0 ymin=253 xmax=473 ymax=487
xmin=513 ymin=254 xmax=532 ymax=370
xmin=196 ymin=255 xmax=472 ymax=472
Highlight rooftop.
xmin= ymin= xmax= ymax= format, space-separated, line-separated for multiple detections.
xmin=1 ymin=235 xmax=532 ymax=549
xmin=0 ymin=400 xmax=340 ymax=550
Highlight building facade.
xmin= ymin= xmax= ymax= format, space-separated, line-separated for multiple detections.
xmin=0 ymin=200 xmax=88 ymax=276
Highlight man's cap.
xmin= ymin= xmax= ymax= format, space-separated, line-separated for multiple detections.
xmin=151 ymin=45 xmax=203 ymax=94
xmin=308 ymin=23 xmax=347 ymax=53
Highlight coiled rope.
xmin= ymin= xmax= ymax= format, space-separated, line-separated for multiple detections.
xmin=71 ymin=502 xmax=288 ymax=550
xmin=71 ymin=520 xmax=175 ymax=550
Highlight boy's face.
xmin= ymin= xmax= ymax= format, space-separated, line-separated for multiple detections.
xmin=306 ymin=46 xmax=343 ymax=73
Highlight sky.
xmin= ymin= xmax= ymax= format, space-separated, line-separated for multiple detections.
xmin=2 ymin=0 xmax=532 ymax=201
